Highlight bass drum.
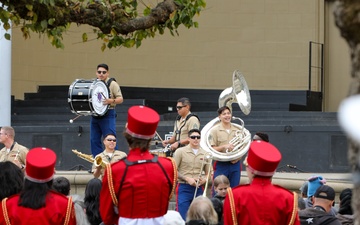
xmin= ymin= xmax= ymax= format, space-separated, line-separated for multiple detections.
xmin=68 ymin=79 xmax=110 ymax=116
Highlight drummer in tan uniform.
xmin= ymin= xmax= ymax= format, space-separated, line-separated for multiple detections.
xmin=209 ymin=106 xmax=242 ymax=190
xmin=173 ymin=128 xmax=212 ymax=220
xmin=162 ymin=97 xmax=200 ymax=156
xmin=92 ymin=133 xmax=127 ymax=179
xmin=0 ymin=126 xmax=28 ymax=170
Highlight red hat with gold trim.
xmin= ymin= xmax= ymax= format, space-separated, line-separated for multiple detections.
xmin=25 ymin=147 xmax=56 ymax=183
xmin=246 ymin=140 xmax=281 ymax=176
xmin=125 ymin=105 xmax=160 ymax=140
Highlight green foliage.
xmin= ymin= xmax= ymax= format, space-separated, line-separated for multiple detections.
xmin=0 ymin=0 xmax=206 ymax=50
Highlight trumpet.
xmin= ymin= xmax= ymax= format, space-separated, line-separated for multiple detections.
xmin=72 ymin=149 xmax=108 ymax=168
xmin=193 ymin=152 xmax=213 ymax=200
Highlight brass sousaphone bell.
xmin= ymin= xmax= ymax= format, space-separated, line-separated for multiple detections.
xmin=200 ymin=70 xmax=252 ymax=161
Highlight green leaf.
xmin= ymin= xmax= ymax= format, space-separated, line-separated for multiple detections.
xmin=101 ymin=43 xmax=106 ymax=52
xmin=48 ymin=18 xmax=55 ymax=25
xmin=4 ymin=33 xmax=11 ymax=40
xmin=143 ymin=7 xmax=151 ymax=16
xmin=41 ymin=20 xmax=48 ymax=29
xmin=3 ymin=22 xmax=10 ymax=30
xmin=82 ymin=33 xmax=88 ymax=42
xmin=25 ymin=4 xmax=33 ymax=11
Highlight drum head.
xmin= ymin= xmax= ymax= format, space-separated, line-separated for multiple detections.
xmin=90 ymin=80 xmax=110 ymax=116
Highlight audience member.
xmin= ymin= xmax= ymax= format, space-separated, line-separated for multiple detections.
xmin=0 ymin=126 xmax=29 ymax=170
xmin=52 ymin=176 xmax=90 ymax=225
xmin=71 ymin=194 xmax=90 ymax=225
xmin=90 ymin=63 xmax=124 ymax=157
xmin=100 ymin=106 xmax=176 ymax=225
xmin=298 ymin=181 xmax=308 ymax=210
xmin=299 ymin=185 xmax=341 ymax=225
xmin=298 ymin=197 xmax=306 ymax=210
xmin=211 ymin=175 xmax=230 ymax=225
xmin=52 ymin=176 xmax=71 ymax=195
xmin=186 ymin=196 xmax=218 ymax=225
xmin=223 ymin=141 xmax=300 ymax=225
xmin=0 ymin=147 xmax=76 ymax=224
xmin=174 ymin=128 xmax=212 ymax=220
xmin=209 ymin=106 xmax=242 ymax=189
xmin=336 ymin=188 xmax=354 ymax=225
xmin=300 ymin=181 xmax=309 ymax=199
xmin=92 ymin=133 xmax=127 ymax=179
xmin=164 ymin=210 xmax=185 ymax=225
xmin=0 ymin=161 xmax=24 ymax=200
xmin=84 ymin=178 xmax=103 ymax=225
xmin=307 ymin=175 xmax=327 ymax=208
xmin=162 ymin=97 xmax=200 ymax=156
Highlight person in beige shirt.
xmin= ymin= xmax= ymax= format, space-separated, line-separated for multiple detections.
xmin=0 ymin=126 xmax=28 ymax=170
xmin=173 ymin=128 xmax=212 ymax=220
xmin=92 ymin=134 xmax=127 ymax=179
xmin=162 ymin=97 xmax=200 ymax=156
xmin=209 ymin=106 xmax=242 ymax=190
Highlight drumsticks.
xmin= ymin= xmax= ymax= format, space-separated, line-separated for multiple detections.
xmin=69 ymin=115 xmax=82 ymax=123
xmin=100 ymin=92 xmax=107 ymax=99
xmin=155 ymin=131 xmax=163 ymax=142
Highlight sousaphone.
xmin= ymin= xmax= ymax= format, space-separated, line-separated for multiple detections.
xmin=200 ymin=70 xmax=252 ymax=161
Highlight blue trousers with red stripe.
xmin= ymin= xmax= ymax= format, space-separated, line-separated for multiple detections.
xmin=176 ymin=183 xmax=204 ymax=220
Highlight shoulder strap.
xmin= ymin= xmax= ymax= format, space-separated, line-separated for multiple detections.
xmin=64 ymin=196 xmax=73 ymax=225
xmin=107 ymin=78 xmax=116 ymax=86
xmin=226 ymin=187 xmax=238 ymax=225
xmin=2 ymin=198 xmax=11 ymax=225
xmin=288 ymin=192 xmax=298 ymax=225
xmin=175 ymin=113 xmax=200 ymax=141
xmin=106 ymin=163 xmax=118 ymax=206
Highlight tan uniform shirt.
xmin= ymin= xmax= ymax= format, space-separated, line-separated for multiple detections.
xmin=173 ymin=145 xmax=212 ymax=182
xmin=105 ymin=77 xmax=123 ymax=109
xmin=209 ymin=123 xmax=240 ymax=148
xmin=173 ymin=112 xmax=200 ymax=142
xmin=92 ymin=150 xmax=127 ymax=178
xmin=0 ymin=142 xmax=28 ymax=166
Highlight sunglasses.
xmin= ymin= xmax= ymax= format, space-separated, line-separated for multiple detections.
xmin=189 ymin=135 xmax=201 ymax=140
xmin=106 ymin=138 xmax=117 ymax=142
xmin=176 ymin=105 xmax=187 ymax=110
xmin=97 ymin=70 xmax=107 ymax=74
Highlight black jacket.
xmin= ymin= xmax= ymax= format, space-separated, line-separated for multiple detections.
xmin=299 ymin=207 xmax=341 ymax=225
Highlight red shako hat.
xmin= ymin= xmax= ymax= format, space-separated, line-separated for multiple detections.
xmin=246 ymin=140 xmax=282 ymax=176
xmin=25 ymin=147 xmax=56 ymax=183
xmin=125 ymin=105 xmax=160 ymax=139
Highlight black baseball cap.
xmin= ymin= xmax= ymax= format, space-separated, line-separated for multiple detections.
xmin=314 ymin=185 xmax=335 ymax=201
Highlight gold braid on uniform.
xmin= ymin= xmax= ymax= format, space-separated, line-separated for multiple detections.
xmin=288 ymin=192 xmax=298 ymax=225
xmin=64 ymin=196 xmax=73 ymax=225
xmin=168 ymin=157 xmax=178 ymax=200
xmin=106 ymin=163 xmax=118 ymax=206
xmin=227 ymin=187 xmax=238 ymax=225
xmin=1 ymin=198 xmax=11 ymax=225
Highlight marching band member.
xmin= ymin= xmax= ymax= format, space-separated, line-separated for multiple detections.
xmin=173 ymin=129 xmax=212 ymax=220
xmin=100 ymin=105 xmax=177 ymax=225
xmin=223 ymin=141 xmax=300 ymax=225
xmin=90 ymin=63 xmax=123 ymax=157
xmin=92 ymin=133 xmax=127 ymax=179
xmin=0 ymin=126 xmax=28 ymax=170
xmin=209 ymin=106 xmax=242 ymax=189
xmin=0 ymin=147 xmax=76 ymax=225
xmin=162 ymin=97 xmax=200 ymax=156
